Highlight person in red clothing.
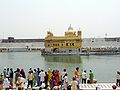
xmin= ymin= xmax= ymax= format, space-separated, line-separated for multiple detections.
xmin=74 ymin=67 xmax=80 ymax=89
xmin=55 ymin=70 xmax=60 ymax=86
xmin=0 ymin=73 xmax=4 ymax=90
xmin=74 ymin=67 xmax=80 ymax=79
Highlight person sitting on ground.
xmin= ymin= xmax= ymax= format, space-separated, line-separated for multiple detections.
xmin=16 ymin=77 xmax=23 ymax=90
xmin=71 ymin=77 xmax=78 ymax=90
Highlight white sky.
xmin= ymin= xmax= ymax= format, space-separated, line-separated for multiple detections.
xmin=0 ymin=0 xmax=120 ymax=39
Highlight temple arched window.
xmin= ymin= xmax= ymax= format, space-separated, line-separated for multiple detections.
xmin=66 ymin=43 xmax=68 ymax=46
xmin=72 ymin=43 xmax=74 ymax=46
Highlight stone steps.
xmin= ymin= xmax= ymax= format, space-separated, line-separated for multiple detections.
xmin=79 ymin=83 xmax=120 ymax=90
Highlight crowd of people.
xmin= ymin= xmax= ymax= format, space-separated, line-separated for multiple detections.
xmin=0 ymin=67 xmax=98 ymax=90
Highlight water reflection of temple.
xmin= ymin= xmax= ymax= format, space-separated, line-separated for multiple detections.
xmin=44 ymin=55 xmax=82 ymax=63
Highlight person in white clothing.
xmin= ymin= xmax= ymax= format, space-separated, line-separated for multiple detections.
xmin=96 ymin=84 xmax=102 ymax=90
xmin=63 ymin=73 xmax=68 ymax=90
xmin=61 ymin=69 xmax=67 ymax=80
xmin=61 ymin=69 xmax=67 ymax=86
xmin=20 ymin=77 xmax=26 ymax=88
xmin=3 ymin=76 xmax=10 ymax=90
xmin=82 ymin=70 xmax=87 ymax=84
xmin=39 ymin=69 xmax=45 ymax=83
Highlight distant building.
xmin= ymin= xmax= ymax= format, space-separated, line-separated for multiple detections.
xmin=1 ymin=37 xmax=44 ymax=43
xmin=0 ymin=37 xmax=44 ymax=51
xmin=44 ymin=25 xmax=82 ymax=53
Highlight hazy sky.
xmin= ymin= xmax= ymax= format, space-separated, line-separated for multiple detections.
xmin=0 ymin=0 xmax=120 ymax=39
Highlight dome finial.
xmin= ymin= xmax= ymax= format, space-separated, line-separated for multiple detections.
xmin=68 ymin=24 xmax=73 ymax=30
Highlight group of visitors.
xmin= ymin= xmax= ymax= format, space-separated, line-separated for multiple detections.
xmin=0 ymin=67 xmax=96 ymax=90
xmin=74 ymin=67 xmax=95 ymax=83
xmin=2 ymin=67 xmax=26 ymax=90
xmin=71 ymin=67 xmax=95 ymax=90
xmin=0 ymin=67 xmax=68 ymax=90
xmin=0 ymin=67 xmax=120 ymax=90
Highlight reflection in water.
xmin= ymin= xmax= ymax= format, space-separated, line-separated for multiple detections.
xmin=0 ymin=52 xmax=120 ymax=83
xmin=44 ymin=55 xmax=82 ymax=63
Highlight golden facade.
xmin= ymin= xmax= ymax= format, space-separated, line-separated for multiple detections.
xmin=45 ymin=25 xmax=82 ymax=52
